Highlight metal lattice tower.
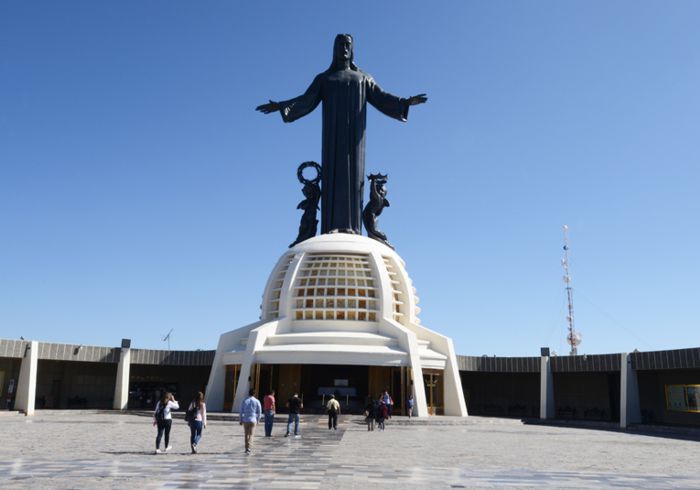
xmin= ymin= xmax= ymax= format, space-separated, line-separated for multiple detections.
xmin=561 ymin=225 xmax=581 ymax=355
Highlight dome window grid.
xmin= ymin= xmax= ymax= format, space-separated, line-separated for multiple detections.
xmin=383 ymin=256 xmax=405 ymax=323
xmin=291 ymin=253 xmax=379 ymax=323
xmin=264 ymin=254 xmax=294 ymax=320
xmin=383 ymin=255 xmax=421 ymax=325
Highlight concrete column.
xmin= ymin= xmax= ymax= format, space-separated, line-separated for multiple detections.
xmin=113 ymin=347 xmax=131 ymax=410
xmin=15 ymin=340 xmax=38 ymax=416
xmin=539 ymin=355 xmax=554 ymax=419
xmin=620 ymin=352 xmax=641 ymax=428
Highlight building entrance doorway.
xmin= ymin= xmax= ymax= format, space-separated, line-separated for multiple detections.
xmin=246 ymin=364 xmax=413 ymax=415
xmin=423 ymin=369 xmax=444 ymax=415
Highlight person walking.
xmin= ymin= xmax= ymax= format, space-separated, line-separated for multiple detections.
xmin=285 ymin=393 xmax=303 ymax=437
xmin=326 ymin=394 xmax=340 ymax=430
xmin=364 ymin=398 xmax=376 ymax=431
xmin=263 ymin=390 xmax=276 ymax=437
xmin=382 ymin=390 xmax=394 ymax=418
xmin=153 ymin=392 xmax=179 ymax=454
xmin=239 ymin=389 xmax=262 ymax=455
xmin=187 ymin=392 xmax=207 ymax=454
xmin=407 ymin=394 xmax=415 ymax=419
xmin=376 ymin=399 xmax=388 ymax=431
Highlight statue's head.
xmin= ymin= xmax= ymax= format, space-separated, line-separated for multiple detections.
xmin=331 ymin=34 xmax=357 ymax=70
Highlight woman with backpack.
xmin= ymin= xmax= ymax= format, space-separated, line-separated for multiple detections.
xmin=186 ymin=392 xmax=207 ymax=454
xmin=153 ymin=392 xmax=179 ymax=454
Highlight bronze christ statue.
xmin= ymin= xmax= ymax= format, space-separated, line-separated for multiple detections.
xmin=256 ymin=34 xmax=427 ymax=235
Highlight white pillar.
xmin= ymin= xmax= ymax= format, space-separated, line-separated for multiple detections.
xmin=539 ymin=355 xmax=554 ymax=419
xmin=15 ymin=341 xmax=38 ymax=416
xmin=410 ymin=362 xmax=428 ymax=417
xmin=113 ymin=347 xmax=131 ymax=410
xmin=620 ymin=352 xmax=641 ymax=428
xmin=441 ymin=338 xmax=468 ymax=417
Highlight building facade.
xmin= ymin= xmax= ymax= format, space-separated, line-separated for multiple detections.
xmin=205 ymin=234 xmax=467 ymax=417
xmin=1 ymin=338 xmax=698 ymax=426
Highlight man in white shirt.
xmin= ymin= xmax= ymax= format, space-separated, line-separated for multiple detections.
xmin=326 ymin=394 xmax=341 ymax=430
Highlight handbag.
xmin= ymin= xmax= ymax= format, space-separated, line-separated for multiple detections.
xmin=184 ymin=402 xmax=197 ymax=424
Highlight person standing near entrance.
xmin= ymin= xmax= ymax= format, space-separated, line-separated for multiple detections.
xmin=263 ymin=390 xmax=276 ymax=437
xmin=407 ymin=394 xmax=415 ymax=419
xmin=326 ymin=394 xmax=340 ymax=430
xmin=376 ymin=398 xmax=388 ymax=430
xmin=239 ymin=389 xmax=262 ymax=455
xmin=382 ymin=390 xmax=394 ymax=418
xmin=285 ymin=393 xmax=303 ymax=437
xmin=364 ymin=398 xmax=376 ymax=431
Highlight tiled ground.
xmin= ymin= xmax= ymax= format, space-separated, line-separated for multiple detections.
xmin=0 ymin=411 xmax=698 ymax=489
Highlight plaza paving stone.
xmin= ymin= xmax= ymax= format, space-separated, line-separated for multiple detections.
xmin=0 ymin=410 xmax=698 ymax=489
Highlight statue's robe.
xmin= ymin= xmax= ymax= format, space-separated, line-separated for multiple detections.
xmin=279 ymin=67 xmax=409 ymax=234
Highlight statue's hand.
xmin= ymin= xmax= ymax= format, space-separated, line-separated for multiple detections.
xmin=256 ymin=100 xmax=281 ymax=114
xmin=406 ymin=93 xmax=428 ymax=106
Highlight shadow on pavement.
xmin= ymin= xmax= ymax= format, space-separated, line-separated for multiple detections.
xmin=522 ymin=417 xmax=700 ymax=442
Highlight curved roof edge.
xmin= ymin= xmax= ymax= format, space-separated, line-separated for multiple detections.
xmin=1 ymin=338 xmax=698 ymax=372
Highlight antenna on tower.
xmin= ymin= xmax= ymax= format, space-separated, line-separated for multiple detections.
xmin=561 ymin=225 xmax=581 ymax=355
xmin=162 ymin=328 xmax=173 ymax=351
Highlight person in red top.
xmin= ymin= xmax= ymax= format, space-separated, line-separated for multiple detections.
xmin=263 ymin=390 xmax=276 ymax=437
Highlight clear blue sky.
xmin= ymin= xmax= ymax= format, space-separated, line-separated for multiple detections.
xmin=1 ymin=1 xmax=698 ymax=356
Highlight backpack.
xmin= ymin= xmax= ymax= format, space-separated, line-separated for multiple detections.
xmin=155 ymin=403 xmax=166 ymax=424
xmin=184 ymin=402 xmax=197 ymax=424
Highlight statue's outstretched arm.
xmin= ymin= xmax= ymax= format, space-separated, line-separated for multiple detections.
xmin=367 ymin=78 xmax=427 ymax=122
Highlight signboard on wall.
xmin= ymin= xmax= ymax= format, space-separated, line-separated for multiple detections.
xmin=665 ymin=384 xmax=700 ymax=413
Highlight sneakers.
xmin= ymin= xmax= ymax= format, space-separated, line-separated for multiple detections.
xmin=165 ymin=446 xmax=172 ymax=452
xmin=284 ymin=432 xmax=289 ymax=437
xmin=191 ymin=443 xmax=197 ymax=454
xmin=155 ymin=448 xmax=162 ymax=454
xmin=245 ymin=448 xmax=251 ymax=455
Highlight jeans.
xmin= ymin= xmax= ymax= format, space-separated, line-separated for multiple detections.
xmin=190 ymin=420 xmax=203 ymax=446
xmin=328 ymin=411 xmax=338 ymax=429
xmin=155 ymin=419 xmax=172 ymax=449
xmin=264 ymin=410 xmax=275 ymax=436
xmin=286 ymin=413 xmax=299 ymax=435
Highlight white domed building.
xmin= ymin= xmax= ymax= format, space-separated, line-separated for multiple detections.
xmin=206 ymin=234 xmax=467 ymax=417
